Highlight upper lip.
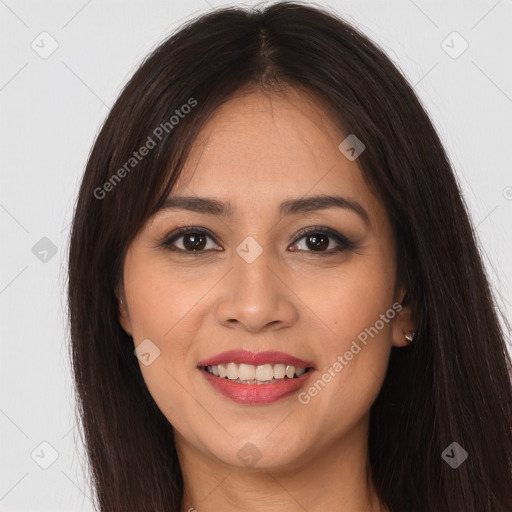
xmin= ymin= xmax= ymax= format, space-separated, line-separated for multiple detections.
xmin=197 ymin=349 xmax=315 ymax=369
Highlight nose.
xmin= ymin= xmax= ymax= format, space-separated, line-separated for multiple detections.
xmin=214 ymin=242 xmax=299 ymax=333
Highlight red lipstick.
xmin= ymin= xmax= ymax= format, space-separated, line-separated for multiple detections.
xmin=197 ymin=349 xmax=315 ymax=369
xmin=197 ymin=349 xmax=315 ymax=405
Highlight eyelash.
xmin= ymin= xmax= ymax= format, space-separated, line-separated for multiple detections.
xmin=159 ymin=225 xmax=357 ymax=256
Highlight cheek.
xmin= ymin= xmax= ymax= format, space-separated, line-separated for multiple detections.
xmin=124 ymin=256 xmax=206 ymax=342
xmin=308 ymin=252 xmax=395 ymax=345
xmin=301 ymin=249 xmax=395 ymax=409
xmin=123 ymin=258 xmax=207 ymax=435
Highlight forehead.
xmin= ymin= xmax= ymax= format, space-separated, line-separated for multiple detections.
xmin=172 ymin=87 xmax=381 ymax=222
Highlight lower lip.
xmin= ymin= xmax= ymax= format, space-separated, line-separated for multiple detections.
xmin=200 ymin=368 xmax=314 ymax=404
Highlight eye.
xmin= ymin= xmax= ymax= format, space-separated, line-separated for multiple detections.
xmin=159 ymin=225 xmax=356 ymax=256
xmin=160 ymin=226 xmax=222 ymax=254
xmin=289 ymin=226 xmax=356 ymax=255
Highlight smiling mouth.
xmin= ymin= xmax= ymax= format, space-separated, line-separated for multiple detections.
xmin=202 ymin=363 xmax=314 ymax=384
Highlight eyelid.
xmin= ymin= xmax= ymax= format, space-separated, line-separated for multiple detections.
xmin=158 ymin=225 xmax=220 ymax=248
xmin=292 ymin=225 xmax=351 ymax=244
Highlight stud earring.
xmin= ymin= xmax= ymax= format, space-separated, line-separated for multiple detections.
xmin=404 ymin=330 xmax=418 ymax=343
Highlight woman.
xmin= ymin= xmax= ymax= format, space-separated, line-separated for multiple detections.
xmin=67 ymin=2 xmax=512 ymax=511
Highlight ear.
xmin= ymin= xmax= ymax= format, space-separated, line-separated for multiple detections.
xmin=391 ymin=286 xmax=418 ymax=347
xmin=116 ymin=288 xmax=133 ymax=337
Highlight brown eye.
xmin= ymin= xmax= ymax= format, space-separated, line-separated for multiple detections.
xmin=161 ymin=227 xmax=222 ymax=253
xmin=181 ymin=233 xmax=208 ymax=251
xmin=290 ymin=226 xmax=356 ymax=255
xmin=303 ymin=233 xmax=330 ymax=251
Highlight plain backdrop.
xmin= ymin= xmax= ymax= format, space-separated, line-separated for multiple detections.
xmin=0 ymin=0 xmax=511 ymax=510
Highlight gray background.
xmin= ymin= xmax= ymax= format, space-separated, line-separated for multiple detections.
xmin=1 ymin=0 xmax=511 ymax=510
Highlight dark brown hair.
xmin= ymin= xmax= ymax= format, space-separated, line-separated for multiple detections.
xmin=67 ymin=2 xmax=512 ymax=511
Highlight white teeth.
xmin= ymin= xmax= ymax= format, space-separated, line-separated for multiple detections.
xmin=285 ymin=365 xmax=295 ymax=379
xmin=218 ymin=363 xmax=227 ymax=378
xmin=255 ymin=364 xmax=274 ymax=381
xmin=273 ymin=363 xmax=286 ymax=379
xmin=295 ymin=367 xmax=306 ymax=377
xmin=205 ymin=362 xmax=308 ymax=381
xmin=226 ymin=362 xmax=238 ymax=380
xmin=238 ymin=363 xmax=256 ymax=380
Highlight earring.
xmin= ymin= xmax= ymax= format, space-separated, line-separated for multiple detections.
xmin=404 ymin=330 xmax=417 ymax=343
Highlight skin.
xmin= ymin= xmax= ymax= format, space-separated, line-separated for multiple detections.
xmin=118 ymin=86 xmax=417 ymax=512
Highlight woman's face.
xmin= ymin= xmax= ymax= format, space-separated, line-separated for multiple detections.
xmin=119 ymin=87 xmax=414 ymax=472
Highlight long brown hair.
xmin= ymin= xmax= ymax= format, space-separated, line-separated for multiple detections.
xmin=67 ymin=2 xmax=512 ymax=510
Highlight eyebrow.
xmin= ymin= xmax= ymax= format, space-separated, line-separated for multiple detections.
xmin=157 ymin=194 xmax=369 ymax=225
